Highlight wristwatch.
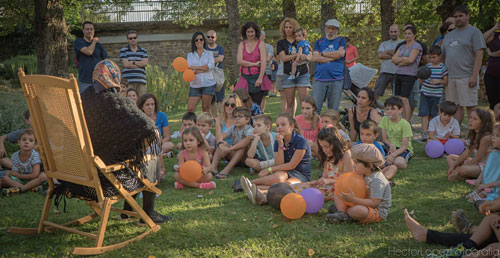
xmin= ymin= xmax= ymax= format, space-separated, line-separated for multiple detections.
xmin=133 ymin=61 xmax=136 ymax=65
xmin=321 ymin=52 xmax=324 ymax=57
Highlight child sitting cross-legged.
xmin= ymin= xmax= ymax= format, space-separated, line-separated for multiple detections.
xmin=357 ymin=120 xmax=397 ymax=182
xmin=466 ymin=123 xmax=500 ymax=205
xmin=326 ymin=143 xmax=391 ymax=224
xmin=292 ymin=126 xmax=353 ymax=201
xmin=211 ymin=107 xmax=253 ymax=179
xmin=428 ymin=100 xmax=460 ymax=144
xmin=244 ymin=114 xmax=276 ymax=174
xmin=173 ymin=126 xmax=215 ymax=190
xmin=447 ymin=108 xmax=495 ymax=182
xmin=1 ymin=129 xmax=47 ymax=196
xmin=379 ymin=96 xmax=413 ymax=171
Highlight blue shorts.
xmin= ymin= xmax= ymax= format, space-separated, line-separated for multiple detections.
xmin=418 ymin=94 xmax=440 ymax=117
xmin=213 ymin=85 xmax=225 ymax=103
xmin=287 ymin=170 xmax=309 ymax=182
xmin=189 ymin=84 xmax=216 ymax=97
xmin=397 ymin=150 xmax=413 ymax=163
xmin=283 ymin=73 xmax=311 ymax=88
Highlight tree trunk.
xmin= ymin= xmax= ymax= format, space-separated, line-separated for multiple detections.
xmin=34 ymin=0 xmax=68 ymax=77
xmin=320 ymin=0 xmax=336 ymax=38
xmin=282 ymin=0 xmax=296 ymax=19
xmin=379 ymin=0 xmax=395 ymax=41
xmin=224 ymin=0 xmax=241 ymax=84
xmin=436 ymin=0 xmax=463 ymax=23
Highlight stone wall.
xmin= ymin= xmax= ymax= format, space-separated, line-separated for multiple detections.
xmin=70 ymin=20 xmax=440 ymax=87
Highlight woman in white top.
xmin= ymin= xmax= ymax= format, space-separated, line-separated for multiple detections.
xmin=187 ymin=32 xmax=216 ymax=112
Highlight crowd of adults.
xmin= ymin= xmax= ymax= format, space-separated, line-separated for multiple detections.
xmin=73 ymin=4 xmax=499 ymax=135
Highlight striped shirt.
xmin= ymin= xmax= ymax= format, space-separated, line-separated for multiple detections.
xmin=421 ymin=63 xmax=448 ymax=98
xmin=120 ymin=45 xmax=148 ymax=84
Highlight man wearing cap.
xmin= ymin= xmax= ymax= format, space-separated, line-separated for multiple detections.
xmin=311 ymin=19 xmax=346 ymax=113
xmin=374 ymin=24 xmax=403 ymax=100
xmin=120 ymin=30 xmax=149 ymax=97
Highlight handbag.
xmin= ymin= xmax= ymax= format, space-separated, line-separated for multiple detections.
xmin=213 ymin=67 xmax=225 ymax=91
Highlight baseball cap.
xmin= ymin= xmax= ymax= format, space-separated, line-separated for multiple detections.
xmin=325 ymin=19 xmax=340 ymax=28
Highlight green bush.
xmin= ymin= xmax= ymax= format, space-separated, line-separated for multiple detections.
xmin=0 ymin=91 xmax=28 ymax=139
xmin=2 ymin=54 xmax=37 ymax=87
xmin=146 ymin=65 xmax=189 ymax=111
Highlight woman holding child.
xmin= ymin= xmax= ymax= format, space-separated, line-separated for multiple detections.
xmin=235 ymin=22 xmax=273 ymax=109
xmin=187 ymin=32 xmax=216 ymax=113
xmin=277 ymin=18 xmax=312 ymax=116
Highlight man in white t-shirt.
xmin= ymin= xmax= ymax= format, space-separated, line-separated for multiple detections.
xmin=374 ymin=24 xmax=403 ymax=100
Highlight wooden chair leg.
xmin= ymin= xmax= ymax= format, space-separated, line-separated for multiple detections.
xmin=37 ymin=188 xmax=53 ymax=234
xmin=95 ymin=199 xmax=112 ymax=247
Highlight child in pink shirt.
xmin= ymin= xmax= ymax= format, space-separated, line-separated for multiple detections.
xmin=296 ymin=96 xmax=322 ymax=156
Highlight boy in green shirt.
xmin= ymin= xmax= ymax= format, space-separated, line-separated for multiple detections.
xmin=379 ymin=96 xmax=413 ymax=170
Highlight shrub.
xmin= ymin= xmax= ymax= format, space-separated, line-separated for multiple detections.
xmin=0 ymin=91 xmax=28 ymax=153
xmin=2 ymin=55 xmax=37 ymax=87
xmin=146 ymin=65 xmax=189 ymax=111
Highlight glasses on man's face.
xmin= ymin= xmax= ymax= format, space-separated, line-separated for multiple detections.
xmin=224 ymin=102 xmax=236 ymax=108
xmin=207 ymin=36 xmax=215 ymax=39
xmin=233 ymin=115 xmax=246 ymax=119
xmin=448 ymin=28 xmax=454 ymax=32
xmin=195 ymin=38 xmax=204 ymax=42
xmin=128 ymin=37 xmax=137 ymax=40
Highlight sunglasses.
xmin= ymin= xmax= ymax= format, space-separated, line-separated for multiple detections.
xmin=128 ymin=37 xmax=137 ymax=40
xmin=195 ymin=38 xmax=204 ymax=42
xmin=224 ymin=102 xmax=236 ymax=108
xmin=448 ymin=28 xmax=454 ymax=32
xmin=207 ymin=36 xmax=215 ymax=39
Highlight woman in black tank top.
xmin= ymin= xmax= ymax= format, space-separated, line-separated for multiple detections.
xmin=348 ymin=88 xmax=381 ymax=141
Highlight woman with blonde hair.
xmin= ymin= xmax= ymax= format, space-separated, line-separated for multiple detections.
xmin=277 ymin=17 xmax=312 ymax=117
xmin=215 ymin=93 xmax=242 ymax=146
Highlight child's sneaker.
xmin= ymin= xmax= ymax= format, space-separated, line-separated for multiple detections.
xmin=451 ymin=209 xmax=472 ymax=234
xmin=163 ymin=151 xmax=174 ymax=158
xmin=2 ymin=187 xmax=22 ymax=197
xmin=421 ymin=132 xmax=428 ymax=142
xmin=325 ymin=211 xmax=353 ymax=224
xmin=327 ymin=204 xmax=337 ymax=214
xmin=199 ymin=181 xmax=216 ymax=189
xmin=30 ymin=185 xmax=44 ymax=194
xmin=288 ymin=75 xmax=296 ymax=80
xmin=174 ymin=181 xmax=185 ymax=190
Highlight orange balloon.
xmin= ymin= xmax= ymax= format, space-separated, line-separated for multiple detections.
xmin=183 ymin=69 xmax=195 ymax=82
xmin=280 ymin=193 xmax=306 ymax=220
xmin=172 ymin=57 xmax=188 ymax=72
xmin=179 ymin=160 xmax=202 ymax=182
xmin=335 ymin=172 xmax=367 ymax=207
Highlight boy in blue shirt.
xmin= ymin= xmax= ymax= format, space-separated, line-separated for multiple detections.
xmin=288 ymin=28 xmax=311 ymax=80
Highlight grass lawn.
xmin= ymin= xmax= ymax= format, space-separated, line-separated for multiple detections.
xmin=0 ymin=94 xmax=485 ymax=258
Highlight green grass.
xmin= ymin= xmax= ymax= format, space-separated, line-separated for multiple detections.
xmin=0 ymin=95 xmax=485 ymax=258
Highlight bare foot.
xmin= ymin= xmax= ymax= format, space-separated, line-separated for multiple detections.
xmin=404 ymin=209 xmax=427 ymax=242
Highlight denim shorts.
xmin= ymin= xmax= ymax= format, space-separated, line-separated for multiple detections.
xmin=398 ymin=150 xmax=413 ymax=163
xmin=283 ymin=73 xmax=311 ymax=88
xmin=189 ymin=84 xmax=216 ymax=97
xmin=213 ymin=85 xmax=225 ymax=103
xmin=418 ymin=94 xmax=440 ymax=117
xmin=287 ymin=170 xmax=309 ymax=182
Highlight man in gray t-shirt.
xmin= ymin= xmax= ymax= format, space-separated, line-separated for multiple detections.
xmin=441 ymin=5 xmax=486 ymax=124
xmin=374 ymin=24 xmax=404 ymax=99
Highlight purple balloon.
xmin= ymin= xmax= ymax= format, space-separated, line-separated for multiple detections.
xmin=425 ymin=140 xmax=444 ymax=158
xmin=300 ymin=188 xmax=324 ymax=214
xmin=445 ymin=139 xmax=465 ymax=155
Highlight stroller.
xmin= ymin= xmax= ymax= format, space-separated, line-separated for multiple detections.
xmin=339 ymin=63 xmax=384 ymax=131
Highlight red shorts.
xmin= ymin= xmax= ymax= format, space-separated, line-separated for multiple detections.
xmin=359 ymin=207 xmax=383 ymax=224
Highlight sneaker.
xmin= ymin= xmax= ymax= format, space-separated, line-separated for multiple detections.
xmin=139 ymin=211 xmax=172 ymax=225
xmin=288 ymin=75 xmax=296 ymax=80
xmin=2 ymin=187 xmax=22 ymax=197
xmin=240 ymin=176 xmax=255 ymax=204
xmin=232 ymin=179 xmax=243 ymax=192
xmin=199 ymin=181 xmax=216 ymax=189
xmin=421 ymin=132 xmax=428 ymax=142
xmin=451 ymin=209 xmax=472 ymax=234
xmin=327 ymin=204 xmax=337 ymax=214
xmin=174 ymin=181 xmax=184 ymax=190
xmin=30 ymin=185 xmax=44 ymax=193
xmin=325 ymin=211 xmax=353 ymax=224
xmin=389 ymin=179 xmax=396 ymax=187
xmin=164 ymin=151 xmax=174 ymax=158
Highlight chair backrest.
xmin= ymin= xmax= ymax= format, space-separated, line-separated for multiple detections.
xmin=19 ymin=68 xmax=102 ymax=191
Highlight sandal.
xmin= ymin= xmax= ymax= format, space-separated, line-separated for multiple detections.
xmin=215 ymin=173 xmax=229 ymax=179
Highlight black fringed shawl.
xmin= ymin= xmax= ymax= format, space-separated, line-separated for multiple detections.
xmin=52 ymin=87 xmax=162 ymax=207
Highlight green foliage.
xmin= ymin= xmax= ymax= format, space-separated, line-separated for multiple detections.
xmin=146 ymin=65 xmax=190 ymax=112
xmin=0 ymin=91 xmax=28 ymax=138
xmin=2 ymin=55 xmax=37 ymax=87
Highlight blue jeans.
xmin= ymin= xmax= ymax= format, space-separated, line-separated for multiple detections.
xmin=311 ymin=79 xmax=344 ymax=113
xmin=78 ymin=81 xmax=93 ymax=93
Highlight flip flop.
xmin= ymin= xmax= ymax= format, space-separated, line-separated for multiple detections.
xmin=215 ymin=173 xmax=229 ymax=179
